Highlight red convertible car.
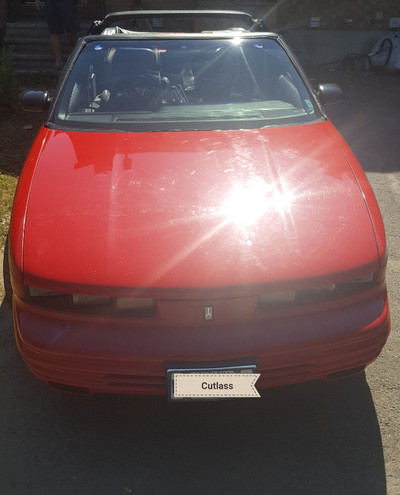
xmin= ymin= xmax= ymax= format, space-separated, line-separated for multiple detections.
xmin=6 ymin=12 xmax=389 ymax=398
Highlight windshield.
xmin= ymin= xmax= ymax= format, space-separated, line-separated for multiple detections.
xmin=53 ymin=37 xmax=320 ymax=132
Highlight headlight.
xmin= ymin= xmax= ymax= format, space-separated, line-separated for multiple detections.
xmin=26 ymin=286 xmax=156 ymax=316
xmin=115 ymin=297 xmax=156 ymax=314
xmin=295 ymin=283 xmax=336 ymax=303
xmin=28 ymin=287 xmax=64 ymax=298
xmin=258 ymin=273 xmax=376 ymax=309
xmin=335 ymin=273 xmax=374 ymax=295
xmin=72 ymin=294 xmax=111 ymax=306
xmin=258 ymin=291 xmax=296 ymax=304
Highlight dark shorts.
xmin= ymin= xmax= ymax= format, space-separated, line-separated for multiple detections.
xmin=45 ymin=0 xmax=79 ymax=35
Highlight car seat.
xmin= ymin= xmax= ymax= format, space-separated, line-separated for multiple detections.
xmin=106 ymin=48 xmax=162 ymax=111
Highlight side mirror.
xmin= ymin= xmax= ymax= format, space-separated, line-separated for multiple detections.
xmin=21 ymin=91 xmax=52 ymax=112
xmin=317 ymin=83 xmax=344 ymax=106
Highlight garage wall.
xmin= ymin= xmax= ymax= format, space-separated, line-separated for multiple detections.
xmin=281 ymin=29 xmax=386 ymax=66
xmin=274 ymin=0 xmax=400 ymax=30
xmin=101 ymin=0 xmax=400 ymax=30
xmin=81 ymin=0 xmax=399 ymax=66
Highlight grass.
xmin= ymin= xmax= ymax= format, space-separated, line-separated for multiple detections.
xmin=0 ymin=174 xmax=18 ymax=247
xmin=0 ymin=111 xmax=44 ymax=249
xmin=0 ymin=72 xmax=59 ymax=251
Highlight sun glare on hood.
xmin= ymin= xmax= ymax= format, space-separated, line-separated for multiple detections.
xmin=222 ymin=179 xmax=293 ymax=227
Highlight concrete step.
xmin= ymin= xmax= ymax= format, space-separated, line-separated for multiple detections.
xmin=5 ymin=19 xmax=90 ymax=72
xmin=5 ymin=21 xmax=48 ymax=38
xmin=5 ymin=21 xmax=90 ymax=38
xmin=18 ymin=2 xmax=44 ymax=18
xmin=12 ymin=51 xmax=61 ymax=61
xmin=7 ymin=38 xmax=69 ymax=51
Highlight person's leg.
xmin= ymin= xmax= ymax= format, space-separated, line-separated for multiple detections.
xmin=61 ymin=1 xmax=80 ymax=51
xmin=65 ymin=31 xmax=78 ymax=51
xmin=50 ymin=33 xmax=63 ymax=67
xmin=46 ymin=0 xmax=64 ymax=67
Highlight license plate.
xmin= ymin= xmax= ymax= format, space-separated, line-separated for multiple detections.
xmin=166 ymin=361 xmax=260 ymax=401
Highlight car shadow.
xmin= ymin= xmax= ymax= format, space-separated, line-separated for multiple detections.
xmin=0 ymin=298 xmax=386 ymax=495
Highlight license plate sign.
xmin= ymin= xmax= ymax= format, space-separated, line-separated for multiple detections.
xmin=167 ymin=364 xmax=260 ymax=401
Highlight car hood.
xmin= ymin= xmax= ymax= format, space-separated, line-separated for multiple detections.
xmin=23 ymin=122 xmax=380 ymax=292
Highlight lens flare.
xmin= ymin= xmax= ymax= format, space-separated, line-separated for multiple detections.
xmin=222 ymin=179 xmax=292 ymax=227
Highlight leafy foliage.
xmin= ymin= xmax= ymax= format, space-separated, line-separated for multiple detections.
xmin=0 ymin=47 xmax=18 ymax=110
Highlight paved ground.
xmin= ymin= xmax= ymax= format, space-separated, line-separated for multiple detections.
xmin=0 ymin=71 xmax=399 ymax=495
xmin=327 ymin=72 xmax=400 ymax=495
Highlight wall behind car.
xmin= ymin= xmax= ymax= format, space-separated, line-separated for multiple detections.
xmin=274 ymin=0 xmax=400 ymax=30
xmin=101 ymin=0 xmax=400 ymax=29
xmin=99 ymin=0 xmax=400 ymax=65
xmin=10 ymin=1 xmax=399 ymax=67
xmin=270 ymin=0 xmax=400 ymax=65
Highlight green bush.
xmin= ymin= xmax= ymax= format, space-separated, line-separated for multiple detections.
xmin=0 ymin=47 xmax=18 ymax=110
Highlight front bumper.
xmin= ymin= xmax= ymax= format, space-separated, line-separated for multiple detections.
xmin=13 ymin=292 xmax=390 ymax=395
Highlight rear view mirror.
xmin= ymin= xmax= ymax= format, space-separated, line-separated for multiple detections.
xmin=21 ymin=91 xmax=52 ymax=112
xmin=317 ymin=83 xmax=344 ymax=106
